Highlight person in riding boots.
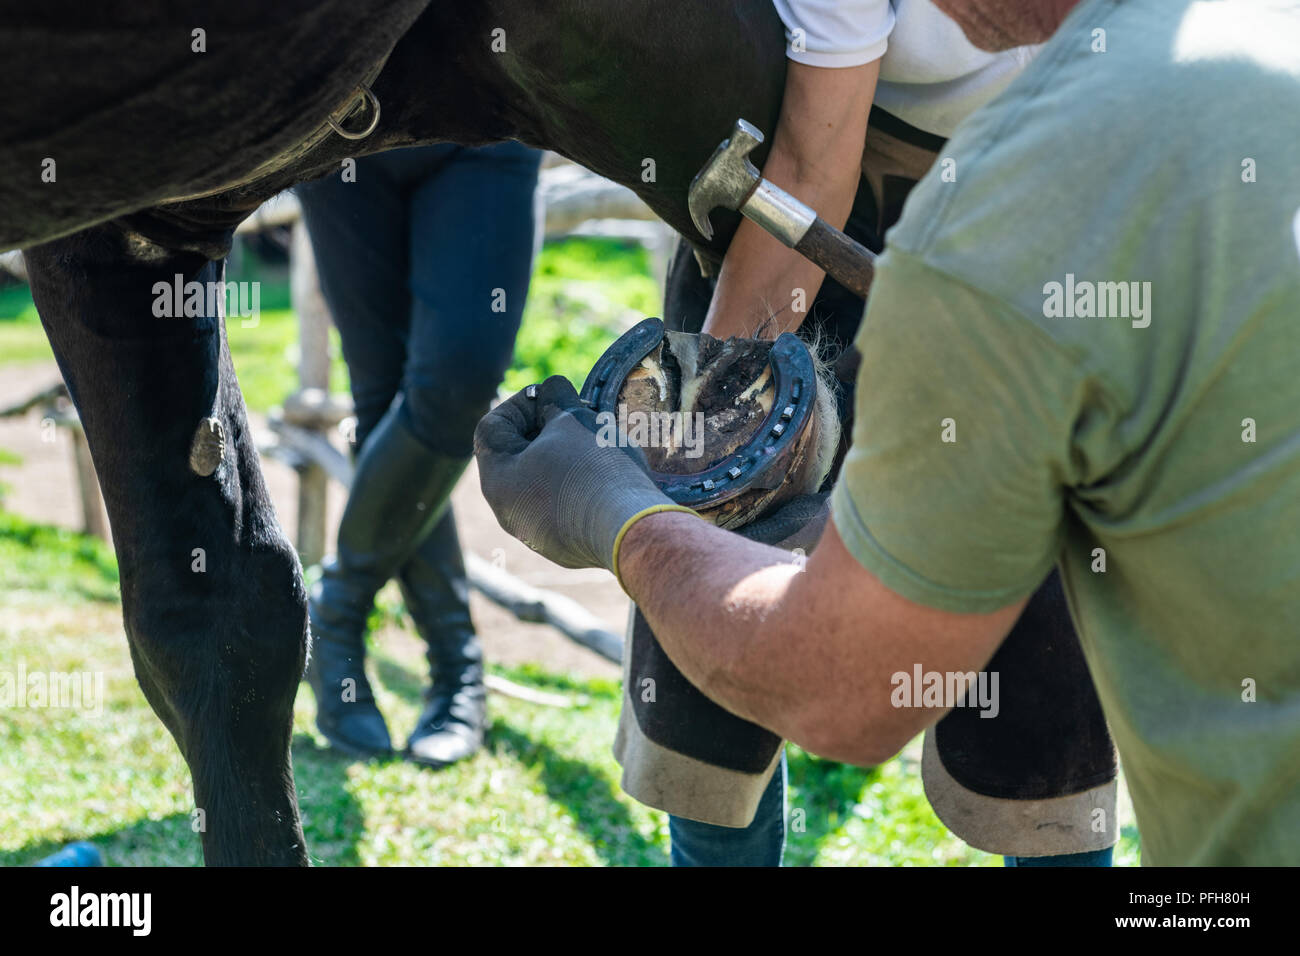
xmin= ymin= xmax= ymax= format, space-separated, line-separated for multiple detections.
xmin=297 ymin=142 xmax=542 ymax=766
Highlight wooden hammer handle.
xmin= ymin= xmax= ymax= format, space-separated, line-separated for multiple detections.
xmin=793 ymin=217 xmax=877 ymax=300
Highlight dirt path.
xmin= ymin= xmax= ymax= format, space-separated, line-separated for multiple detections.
xmin=0 ymin=361 xmax=623 ymax=679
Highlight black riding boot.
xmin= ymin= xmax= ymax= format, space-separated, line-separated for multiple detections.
xmin=307 ymin=401 xmax=469 ymax=757
xmin=402 ymin=509 xmax=487 ymax=767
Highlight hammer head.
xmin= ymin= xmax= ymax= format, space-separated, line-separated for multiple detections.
xmin=688 ymin=119 xmax=765 ymax=241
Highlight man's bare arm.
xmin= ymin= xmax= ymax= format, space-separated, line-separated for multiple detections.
xmin=617 ymin=510 xmax=1026 ymax=765
xmin=702 ymin=60 xmax=879 ymax=339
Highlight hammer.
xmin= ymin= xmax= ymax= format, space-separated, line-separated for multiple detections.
xmin=689 ymin=118 xmax=876 ymax=300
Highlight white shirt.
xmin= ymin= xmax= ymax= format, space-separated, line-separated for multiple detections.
xmin=772 ymin=0 xmax=1040 ymax=136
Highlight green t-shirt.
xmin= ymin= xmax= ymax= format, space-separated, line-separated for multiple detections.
xmin=832 ymin=0 xmax=1300 ymax=865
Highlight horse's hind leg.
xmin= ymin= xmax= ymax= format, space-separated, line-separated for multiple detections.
xmin=24 ymin=222 xmax=309 ymax=866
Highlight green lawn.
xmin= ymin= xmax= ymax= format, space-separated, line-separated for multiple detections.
xmin=0 ymin=236 xmax=654 ymax=413
xmin=505 ymin=236 xmax=660 ymax=393
xmin=0 ymin=509 xmax=1141 ymax=866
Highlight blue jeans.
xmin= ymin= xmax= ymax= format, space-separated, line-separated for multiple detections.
xmin=668 ymin=750 xmax=1114 ymax=866
xmin=1005 ymin=848 xmax=1113 ymax=866
xmin=296 ymin=141 xmax=542 ymax=453
xmin=669 ymin=752 xmax=788 ymax=867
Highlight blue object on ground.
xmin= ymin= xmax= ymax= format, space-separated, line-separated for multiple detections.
xmin=34 ymin=841 xmax=104 ymax=867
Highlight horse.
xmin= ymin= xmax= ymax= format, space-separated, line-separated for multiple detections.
xmin=2 ymin=0 xmax=790 ymax=864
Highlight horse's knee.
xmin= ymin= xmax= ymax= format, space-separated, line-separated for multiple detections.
xmin=120 ymin=528 xmax=310 ymax=865
xmin=235 ymin=536 xmax=311 ymax=699
xmin=123 ymin=533 xmax=308 ymax=752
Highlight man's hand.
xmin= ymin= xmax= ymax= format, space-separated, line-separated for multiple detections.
xmin=473 ymin=375 xmax=694 ymax=578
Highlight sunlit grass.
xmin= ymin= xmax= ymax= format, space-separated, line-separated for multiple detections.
xmin=0 ymin=510 xmax=1133 ymax=867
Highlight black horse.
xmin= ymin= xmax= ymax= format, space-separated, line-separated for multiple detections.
xmin=2 ymin=0 xmax=790 ymax=865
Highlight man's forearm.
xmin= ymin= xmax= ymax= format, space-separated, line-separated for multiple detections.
xmin=617 ymin=506 xmax=1025 ymax=764
xmin=619 ymin=511 xmax=811 ymax=731
xmin=618 ymin=510 xmax=930 ymax=764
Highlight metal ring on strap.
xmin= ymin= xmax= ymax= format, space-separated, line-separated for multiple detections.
xmin=327 ymin=84 xmax=381 ymax=141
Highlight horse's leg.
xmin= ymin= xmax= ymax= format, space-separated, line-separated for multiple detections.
xmin=24 ymin=223 xmax=309 ymax=866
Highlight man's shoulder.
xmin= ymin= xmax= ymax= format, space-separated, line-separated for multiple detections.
xmin=883 ymin=0 xmax=1300 ymax=354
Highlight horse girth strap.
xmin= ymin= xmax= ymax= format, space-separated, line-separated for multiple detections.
xmin=159 ymin=52 xmax=389 ymax=206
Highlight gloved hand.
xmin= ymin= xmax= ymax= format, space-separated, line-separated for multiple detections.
xmin=473 ymin=375 xmax=696 ymax=582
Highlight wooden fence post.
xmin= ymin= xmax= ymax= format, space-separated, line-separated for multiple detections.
xmin=287 ymin=220 xmax=336 ymax=567
xmin=67 ymin=421 xmax=109 ymax=541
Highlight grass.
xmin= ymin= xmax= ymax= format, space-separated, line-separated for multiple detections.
xmin=0 ymin=285 xmax=50 ymax=363
xmin=0 ymin=511 xmax=120 ymax=603
xmin=0 ymin=508 xmax=1140 ymax=867
xmin=0 ymin=236 xmax=652 ymax=412
xmin=505 ymin=237 xmax=661 ymax=393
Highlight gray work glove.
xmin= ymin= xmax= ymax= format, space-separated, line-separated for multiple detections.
xmin=473 ymin=375 xmax=695 ymax=581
